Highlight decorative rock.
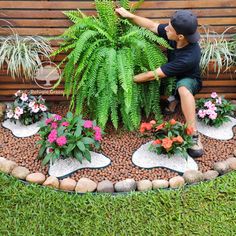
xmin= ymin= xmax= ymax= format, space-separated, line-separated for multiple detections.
xmin=226 ymin=157 xmax=236 ymax=170
xmin=60 ymin=178 xmax=77 ymax=191
xmin=11 ymin=166 xmax=30 ymax=180
xmin=0 ymin=158 xmax=17 ymax=174
xmin=152 ymin=179 xmax=169 ymax=189
xmin=183 ymin=170 xmax=203 ymax=184
xmin=43 ymin=176 xmax=60 ymax=189
xmin=137 ymin=180 xmax=152 ymax=192
xmin=97 ymin=180 xmax=114 ymax=193
xmin=132 ymin=141 xmax=198 ymax=173
xmin=203 ymin=170 xmax=219 ymax=181
xmin=75 ymin=178 xmax=97 ymax=193
xmin=26 ymin=173 xmax=46 ymax=184
xmin=114 ymin=179 xmax=137 ymax=192
xmin=213 ymin=161 xmax=230 ymax=175
xmin=169 ymin=176 xmax=185 ymax=188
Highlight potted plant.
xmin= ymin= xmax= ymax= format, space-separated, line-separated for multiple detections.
xmin=196 ymin=92 xmax=236 ymax=127
xmin=37 ymin=112 xmax=102 ymax=165
xmin=140 ymin=119 xmax=194 ymax=158
xmin=5 ymin=90 xmax=48 ymax=126
xmin=199 ymin=26 xmax=235 ymax=78
xmin=0 ymin=25 xmax=52 ymax=80
xmin=52 ymin=0 xmax=174 ymax=130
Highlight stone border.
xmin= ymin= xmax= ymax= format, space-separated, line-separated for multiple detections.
xmin=1 ymin=149 xmax=236 ymax=194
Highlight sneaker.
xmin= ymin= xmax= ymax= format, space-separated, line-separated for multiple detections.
xmin=188 ymin=134 xmax=204 ymax=158
xmin=163 ymin=96 xmax=179 ymax=115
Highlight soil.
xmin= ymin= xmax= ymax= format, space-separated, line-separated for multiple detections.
xmin=0 ymin=101 xmax=235 ymax=183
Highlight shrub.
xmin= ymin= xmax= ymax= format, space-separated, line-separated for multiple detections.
xmin=196 ymin=92 xmax=236 ymax=127
xmin=37 ymin=112 xmax=102 ymax=165
xmin=140 ymin=119 xmax=194 ymax=158
xmin=5 ymin=90 xmax=48 ymax=125
xmin=52 ymin=0 xmax=175 ymax=130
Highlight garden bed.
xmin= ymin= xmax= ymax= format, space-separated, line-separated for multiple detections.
xmin=0 ymin=101 xmax=235 ymax=183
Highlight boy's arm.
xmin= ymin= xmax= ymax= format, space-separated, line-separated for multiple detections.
xmin=133 ymin=68 xmax=166 ymax=83
xmin=115 ymin=7 xmax=159 ymax=33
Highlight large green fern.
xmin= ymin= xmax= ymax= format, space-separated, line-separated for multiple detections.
xmin=52 ymin=0 xmax=175 ymax=130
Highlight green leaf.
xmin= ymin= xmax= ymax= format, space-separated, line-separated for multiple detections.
xmin=66 ymin=112 xmax=73 ymax=121
xmin=84 ymin=150 xmax=91 ymax=162
xmin=74 ymin=149 xmax=83 ymax=163
xmin=75 ymin=126 xmax=82 ymax=137
xmin=81 ymin=137 xmax=94 ymax=145
xmin=42 ymin=153 xmax=53 ymax=166
xmin=77 ymin=141 xmax=85 ymax=152
xmin=38 ymin=144 xmax=46 ymax=159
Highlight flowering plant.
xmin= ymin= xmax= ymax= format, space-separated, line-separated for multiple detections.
xmin=37 ymin=112 xmax=102 ymax=165
xmin=5 ymin=90 xmax=48 ymax=125
xmin=140 ymin=119 xmax=194 ymax=158
xmin=196 ymin=92 xmax=236 ymax=127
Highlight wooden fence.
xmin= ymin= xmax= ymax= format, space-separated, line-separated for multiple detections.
xmin=0 ymin=0 xmax=235 ymax=100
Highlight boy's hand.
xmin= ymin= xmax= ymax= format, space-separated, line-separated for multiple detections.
xmin=115 ymin=7 xmax=134 ymax=19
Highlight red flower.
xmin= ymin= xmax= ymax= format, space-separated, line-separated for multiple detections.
xmin=161 ymin=138 xmax=173 ymax=150
xmin=140 ymin=122 xmax=152 ymax=133
xmin=152 ymin=139 xmax=162 ymax=145
xmin=169 ymin=119 xmax=176 ymax=125
xmin=172 ymin=135 xmax=184 ymax=144
xmin=186 ymin=126 xmax=194 ymax=135
xmin=150 ymin=120 xmax=156 ymax=125
xmin=155 ymin=123 xmax=165 ymax=131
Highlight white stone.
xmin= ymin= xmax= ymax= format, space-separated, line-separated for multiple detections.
xmin=132 ymin=141 xmax=198 ymax=174
xmin=2 ymin=117 xmax=46 ymax=137
xmin=196 ymin=116 xmax=236 ymax=140
xmin=49 ymin=152 xmax=111 ymax=178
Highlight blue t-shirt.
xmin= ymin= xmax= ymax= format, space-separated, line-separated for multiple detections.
xmin=157 ymin=24 xmax=201 ymax=83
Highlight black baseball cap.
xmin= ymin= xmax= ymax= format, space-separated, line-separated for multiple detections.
xmin=170 ymin=10 xmax=200 ymax=43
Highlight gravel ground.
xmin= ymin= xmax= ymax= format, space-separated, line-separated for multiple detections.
xmin=0 ymin=101 xmax=235 ymax=182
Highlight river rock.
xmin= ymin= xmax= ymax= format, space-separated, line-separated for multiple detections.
xmin=97 ymin=180 xmax=114 ymax=193
xmin=203 ymin=170 xmax=219 ymax=181
xmin=43 ymin=176 xmax=60 ymax=189
xmin=213 ymin=161 xmax=230 ymax=175
xmin=169 ymin=176 xmax=185 ymax=188
xmin=183 ymin=170 xmax=203 ymax=184
xmin=11 ymin=166 xmax=30 ymax=179
xmin=0 ymin=158 xmax=17 ymax=174
xmin=137 ymin=180 xmax=152 ymax=192
xmin=26 ymin=172 xmax=46 ymax=184
xmin=152 ymin=179 xmax=169 ymax=189
xmin=114 ymin=179 xmax=137 ymax=192
xmin=75 ymin=178 xmax=97 ymax=193
xmin=60 ymin=178 xmax=77 ymax=191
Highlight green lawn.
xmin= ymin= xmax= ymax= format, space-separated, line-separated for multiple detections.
xmin=1 ymin=172 xmax=236 ymax=236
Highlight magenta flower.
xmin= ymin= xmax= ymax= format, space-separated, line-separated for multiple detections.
xmin=211 ymin=92 xmax=218 ymax=99
xmin=94 ymin=132 xmax=102 ymax=141
xmin=204 ymin=101 xmax=212 ymax=108
xmin=45 ymin=118 xmax=52 ymax=125
xmin=83 ymin=120 xmax=93 ymax=128
xmin=198 ymin=109 xmax=206 ymax=118
xmin=54 ymin=114 xmax=62 ymax=121
xmin=48 ymin=129 xmax=57 ymax=143
xmin=56 ymin=136 xmax=67 ymax=146
xmin=51 ymin=122 xmax=58 ymax=129
xmin=93 ymin=126 xmax=101 ymax=133
xmin=62 ymin=121 xmax=69 ymax=127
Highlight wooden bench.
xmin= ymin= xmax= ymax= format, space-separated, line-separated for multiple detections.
xmin=0 ymin=0 xmax=235 ymax=100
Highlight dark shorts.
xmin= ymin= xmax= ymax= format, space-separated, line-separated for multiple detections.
xmin=175 ymin=77 xmax=202 ymax=96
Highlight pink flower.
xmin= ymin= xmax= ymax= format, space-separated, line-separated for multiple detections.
xmin=211 ymin=92 xmax=218 ymax=99
xmin=14 ymin=90 xmax=21 ymax=97
xmin=40 ymin=104 xmax=47 ymax=112
xmin=20 ymin=93 xmax=28 ymax=102
xmin=48 ymin=129 xmax=57 ymax=143
xmin=45 ymin=118 xmax=52 ymax=125
xmin=216 ymin=97 xmax=222 ymax=105
xmin=209 ymin=111 xmax=217 ymax=120
xmin=6 ymin=110 xmax=14 ymax=119
xmin=28 ymin=101 xmax=35 ymax=108
xmin=83 ymin=120 xmax=93 ymax=128
xmin=51 ymin=122 xmax=58 ymax=129
xmin=198 ymin=109 xmax=206 ymax=118
xmin=54 ymin=114 xmax=62 ymax=121
xmin=94 ymin=132 xmax=102 ymax=141
xmin=62 ymin=122 xmax=69 ymax=127
xmin=31 ymin=104 xmax=40 ymax=113
xmin=13 ymin=114 xmax=20 ymax=119
xmin=93 ymin=126 xmax=101 ymax=133
xmin=208 ymin=104 xmax=217 ymax=111
xmin=56 ymin=136 xmax=67 ymax=146
xmin=14 ymin=107 xmax=23 ymax=116
xmin=204 ymin=101 xmax=212 ymax=108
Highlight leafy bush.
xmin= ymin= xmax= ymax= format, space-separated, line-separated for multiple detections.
xmin=52 ymin=0 xmax=175 ymax=130
xmin=5 ymin=90 xmax=48 ymax=125
xmin=37 ymin=112 xmax=102 ymax=165
xmin=140 ymin=119 xmax=194 ymax=158
xmin=196 ymin=92 xmax=236 ymax=127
